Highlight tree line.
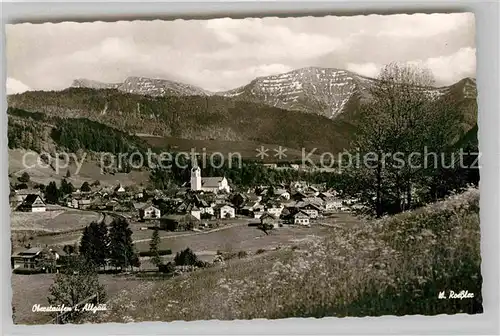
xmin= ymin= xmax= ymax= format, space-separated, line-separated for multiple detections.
xmin=79 ymin=218 xmax=140 ymax=270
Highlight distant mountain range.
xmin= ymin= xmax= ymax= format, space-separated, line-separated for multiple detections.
xmin=70 ymin=67 xmax=477 ymax=119
xmin=7 ymin=67 xmax=477 ymax=155
xmin=71 ymin=76 xmax=210 ymax=97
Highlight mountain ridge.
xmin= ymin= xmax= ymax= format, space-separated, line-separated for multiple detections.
xmin=67 ymin=67 xmax=476 ymax=119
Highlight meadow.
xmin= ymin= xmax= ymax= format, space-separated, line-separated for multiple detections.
xmin=132 ymin=220 xmax=337 ymax=257
xmin=10 ymin=209 xmax=100 ymax=233
xmin=11 ymin=273 xmax=147 ymax=325
xmin=84 ymin=188 xmax=481 ymax=323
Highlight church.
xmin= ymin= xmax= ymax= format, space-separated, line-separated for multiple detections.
xmin=190 ymin=165 xmax=231 ymax=194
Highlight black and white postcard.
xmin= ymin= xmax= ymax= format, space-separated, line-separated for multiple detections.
xmin=6 ymin=12 xmax=481 ymax=325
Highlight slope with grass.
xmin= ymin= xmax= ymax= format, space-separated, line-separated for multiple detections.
xmin=84 ymin=188 xmax=481 ymax=323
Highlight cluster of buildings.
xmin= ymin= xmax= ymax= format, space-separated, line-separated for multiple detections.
xmin=10 ymin=165 xmax=349 ymax=229
xmin=234 ymin=183 xmax=346 ymax=227
xmin=10 ymin=165 xmax=354 ymax=274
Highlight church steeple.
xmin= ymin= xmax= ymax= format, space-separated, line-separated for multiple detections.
xmin=190 ymin=161 xmax=201 ymax=191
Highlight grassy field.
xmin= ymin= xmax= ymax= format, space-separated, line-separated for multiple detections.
xmin=11 ymin=190 xmax=482 ymax=324
xmin=132 ymin=220 xmax=337 ymax=256
xmin=10 ymin=209 xmax=100 ymax=233
xmin=9 ymin=149 xmax=150 ymax=188
xmin=11 ymin=273 xmax=148 ymax=325
xmin=10 ymin=209 xmax=101 ymax=252
xmin=10 ymin=218 xmax=341 ymax=324
xmin=81 ymin=188 xmax=481 ymax=323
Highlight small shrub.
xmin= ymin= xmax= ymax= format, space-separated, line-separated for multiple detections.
xmin=194 ymin=260 xmax=210 ymax=268
xmin=174 ymin=248 xmax=199 ymax=266
xmin=15 ymin=183 xmax=28 ymax=190
xmin=256 ymin=248 xmax=266 ymax=254
xmin=158 ymin=262 xmax=175 ymax=274
xmin=18 ymin=172 xmax=30 ymax=183
xmin=222 ymin=252 xmax=238 ymax=261
xmin=237 ymin=251 xmax=248 ymax=259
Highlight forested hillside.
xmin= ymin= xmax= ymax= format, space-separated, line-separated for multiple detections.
xmin=7 ymin=88 xmax=355 ymax=153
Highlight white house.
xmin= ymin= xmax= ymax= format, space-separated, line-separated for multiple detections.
xmin=274 ymin=189 xmax=291 ymax=200
xmin=190 ymin=165 xmax=231 ymax=194
xmin=299 ymin=203 xmax=322 ymax=219
xmin=139 ymin=205 xmax=161 ymax=220
xmin=17 ymin=194 xmax=46 ymax=212
xmin=187 ymin=204 xmax=201 ymax=220
xmin=324 ymin=197 xmax=343 ymax=211
xmin=293 ymin=211 xmax=310 ymax=226
xmin=218 ymin=204 xmax=235 ymax=219
xmin=266 ymin=203 xmax=284 ymax=218
xmin=114 ymin=183 xmax=126 ymax=193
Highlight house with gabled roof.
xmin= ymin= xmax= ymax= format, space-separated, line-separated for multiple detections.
xmin=11 ymin=246 xmax=67 ymax=272
xmin=215 ymin=204 xmax=236 ymax=219
xmin=291 ymin=191 xmax=308 ymax=202
xmin=186 ymin=203 xmax=201 ymax=220
xmin=114 ymin=183 xmax=126 ymax=194
xmin=133 ymin=202 xmax=160 ymax=220
xmin=160 ymin=213 xmax=200 ymax=231
xmin=274 ymin=188 xmax=291 ymax=200
xmin=323 ymin=197 xmax=343 ymax=211
xmin=260 ymin=212 xmax=279 ymax=228
xmin=298 ymin=202 xmax=322 ymax=219
xmin=265 ymin=201 xmax=284 ymax=218
xmin=303 ymin=197 xmax=325 ymax=208
xmin=10 ymin=189 xmax=43 ymax=209
xmin=16 ymin=194 xmax=46 ymax=212
xmin=293 ymin=211 xmax=310 ymax=226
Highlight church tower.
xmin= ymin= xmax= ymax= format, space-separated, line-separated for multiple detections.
xmin=190 ymin=164 xmax=202 ymax=191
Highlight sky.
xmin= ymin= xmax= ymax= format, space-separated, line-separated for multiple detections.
xmin=6 ymin=12 xmax=475 ymax=94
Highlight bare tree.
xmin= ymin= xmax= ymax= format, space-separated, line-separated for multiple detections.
xmin=345 ymin=62 xmax=451 ymax=216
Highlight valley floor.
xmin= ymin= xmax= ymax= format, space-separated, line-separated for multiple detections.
xmin=11 ymin=190 xmax=482 ymax=324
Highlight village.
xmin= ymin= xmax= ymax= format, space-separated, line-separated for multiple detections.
xmin=9 ymin=162 xmax=357 ymax=274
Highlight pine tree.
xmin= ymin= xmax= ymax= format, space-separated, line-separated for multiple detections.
xmin=79 ymin=221 xmax=109 ymax=268
xmin=108 ymin=218 xmax=139 ymax=271
xmin=44 ymin=181 xmax=61 ymax=204
xmin=60 ymin=179 xmax=75 ymax=195
xmin=149 ymin=228 xmax=162 ymax=268
xmin=80 ymin=181 xmax=91 ymax=192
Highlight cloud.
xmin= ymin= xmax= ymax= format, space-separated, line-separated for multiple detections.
xmin=345 ymin=47 xmax=476 ymax=85
xmin=374 ymin=13 xmax=474 ymax=38
xmin=6 ymin=77 xmax=31 ymax=95
xmin=414 ymin=47 xmax=476 ymax=85
xmin=346 ymin=62 xmax=381 ymax=78
xmin=204 ymin=18 xmax=345 ymax=62
xmin=6 ymin=14 xmax=476 ymax=91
